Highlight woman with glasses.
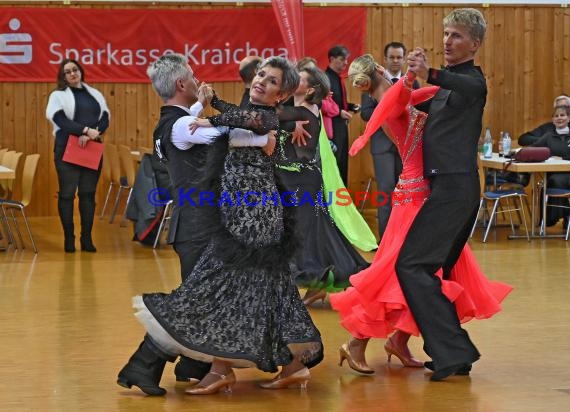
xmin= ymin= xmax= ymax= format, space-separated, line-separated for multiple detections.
xmin=46 ymin=59 xmax=110 ymax=253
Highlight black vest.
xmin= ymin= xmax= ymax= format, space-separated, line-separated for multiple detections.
xmin=153 ymin=105 xmax=228 ymax=243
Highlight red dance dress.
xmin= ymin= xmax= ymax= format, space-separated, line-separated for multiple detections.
xmin=329 ymin=76 xmax=513 ymax=338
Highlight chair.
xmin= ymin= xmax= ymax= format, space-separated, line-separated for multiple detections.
xmin=117 ymin=145 xmax=137 ymax=226
xmin=105 ymin=143 xmax=128 ymax=224
xmin=0 ymin=151 xmax=23 ymax=199
xmin=0 ymin=148 xmax=8 ymax=164
xmin=0 ymin=154 xmax=40 ymax=253
xmin=153 ymin=199 xmax=173 ymax=249
xmin=99 ymin=143 xmax=115 ymax=218
xmin=541 ymin=187 xmax=570 ymax=240
xmin=470 ymin=158 xmax=530 ymax=243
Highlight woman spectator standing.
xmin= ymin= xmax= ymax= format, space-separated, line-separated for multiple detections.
xmin=46 ymin=59 xmax=110 ymax=253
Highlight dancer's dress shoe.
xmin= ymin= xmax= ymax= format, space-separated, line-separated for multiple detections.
xmin=338 ymin=343 xmax=375 ymax=375
xmin=259 ymin=367 xmax=310 ymax=389
xmin=185 ymin=371 xmax=236 ymax=395
xmin=424 ymin=361 xmax=472 ymax=375
xmin=428 ymin=362 xmax=472 ymax=381
xmin=117 ymin=341 xmax=168 ymax=396
xmin=384 ymin=337 xmax=424 ymax=368
xmin=302 ymin=289 xmax=327 ymax=306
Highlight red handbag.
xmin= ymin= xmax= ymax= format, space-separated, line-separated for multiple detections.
xmin=509 ymin=147 xmax=551 ymax=162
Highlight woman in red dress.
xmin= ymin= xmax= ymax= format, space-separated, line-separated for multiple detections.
xmin=329 ymin=54 xmax=512 ymax=374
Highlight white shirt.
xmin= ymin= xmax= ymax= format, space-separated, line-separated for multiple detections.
xmin=170 ymin=102 xmax=268 ymax=150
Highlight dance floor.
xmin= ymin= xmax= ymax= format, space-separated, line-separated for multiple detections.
xmin=1 ymin=216 xmax=569 ymax=412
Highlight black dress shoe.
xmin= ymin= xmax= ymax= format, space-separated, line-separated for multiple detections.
xmin=424 ymin=361 xmax=472 ymax=375
xmin=429 ymin=363 xmax=472 ymax=381
xmin=174 ymin=356 xmax=211 ymax=382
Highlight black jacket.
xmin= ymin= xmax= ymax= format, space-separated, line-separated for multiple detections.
xmin=531 ymin=129 xmax=570 ymax=159
xmin=418 ymin=60 xmax=487 ymax=176
xmin=518 ymin=121 xmax=555 ymax=146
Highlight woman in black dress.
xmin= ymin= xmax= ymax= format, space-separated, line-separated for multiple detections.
xmin=274 ymin=66 xmax=369 ymax=303
xmin=118 ymin=57 xmax=322 ymax=396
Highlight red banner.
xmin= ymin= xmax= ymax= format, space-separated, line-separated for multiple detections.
xmin=0 ymin=7 xmax=365 ymax=83
xmin=272 ymin=0 xmax=304 ymax=62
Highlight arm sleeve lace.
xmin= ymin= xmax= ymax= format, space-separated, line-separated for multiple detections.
xmin=208 ymin=105 xmax=279 ymax=135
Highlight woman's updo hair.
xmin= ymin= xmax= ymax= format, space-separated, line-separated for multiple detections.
xmin=348 ymin=54 xmax=382 ymax=91
xmin=300 ymin=66 xmax=330 ymax=105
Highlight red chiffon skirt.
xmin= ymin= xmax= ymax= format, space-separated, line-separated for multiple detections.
xmin=329 ymin=201 xmax=513 ymax=338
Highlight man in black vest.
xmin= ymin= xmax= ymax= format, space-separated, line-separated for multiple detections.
xmin=118 ymin=53 xmax=273 ymax=395
xmin=396 ymin=8 xmax=488 ymax=381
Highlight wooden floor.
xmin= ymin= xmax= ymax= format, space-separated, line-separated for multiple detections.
xmin=1 ymin=216 xmax=569 ymax=412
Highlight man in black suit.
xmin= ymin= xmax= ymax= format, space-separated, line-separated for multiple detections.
xmin=396 ymin=8 xmax=488 ymax=381
xmin=325 ymin=45 xmax=360 ymax=185
xmin=361 ymin=42 xmax=419 ymax=240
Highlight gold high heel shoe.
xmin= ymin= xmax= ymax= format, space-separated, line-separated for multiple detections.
xmin=384 ymin=337 xmax=424 ymax=368
xmin=338 ymin=343 xmax=375 ymax=374
xmin=259 ymin=367 xmax=311 ymax=389
xmin=185 ymin=371 xmax=236 ymax=395
xmin=302 ymin=289 xmax=327 ymax=306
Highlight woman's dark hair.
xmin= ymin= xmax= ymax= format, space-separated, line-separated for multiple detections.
xmin=301 ymin=67 xmax=330 ymax=105
xmin=56 ymin=58 xmax=85 ymax=90
xmin=258 ymin=56 xmax=300 ymax=97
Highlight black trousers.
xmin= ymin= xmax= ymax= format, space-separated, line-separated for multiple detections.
xmin=372 ymin=149 xmax=402 ymax=240
xmin=395 ymin=173 xmax=481 ymax=370
xmin=54 ymin=146 xmax=101 ymax=239
xmin=331 ymin=117 xmax=349 ymax=186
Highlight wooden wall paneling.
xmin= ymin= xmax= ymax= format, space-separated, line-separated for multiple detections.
xmin=502 ymin=8 xmax=516 ymax=139
xmin=512 ymin=7 xmax=526 ymax=147
xmin=2 ymin=83 xmax=16 ymax=149
xmin=553 ymin=8 xmax=570 ymax=96
xmin=124 ymin=83 xmax=138 ymax=148
xmin=35 ymin=83 xmax=52 ymax=216
xmin=534 ymin=8 xmax=551 ymax=126
xmin=557 ymin=8 xmax=570 ymax=95
xmin=522 ymin=7 xmax=536 ymax=134
xmin=135 ymin=83 xmax=153 ymax=150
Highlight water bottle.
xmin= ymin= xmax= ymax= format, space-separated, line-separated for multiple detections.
xmin=483 ymin=127 xmax=493 ymax=159
xmin=498 ymin=131 xmax=504 ymax=157
xmin=502 ymin=131 xmax=512 ymax=157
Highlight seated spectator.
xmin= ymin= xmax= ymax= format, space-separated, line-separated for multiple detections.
xmin=531 ymin=105 xmax=570 ymax=227
xmin=518 ymin=94 xmax=570 ymax=146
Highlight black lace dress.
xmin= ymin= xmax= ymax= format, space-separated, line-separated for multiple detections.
xmin=134 ymin=99 xmax=323 ymax=372
xmin=275 ymin=106 xmax=369 ymax=291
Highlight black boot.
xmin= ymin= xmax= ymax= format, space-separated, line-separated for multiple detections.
xmin=79 ymin=193 xmax=97 ymax=252
xmin=58 ymin=196 xmax=75 ymax=253
xmin=174 ymin=356 xmax=211 ymax=382
xmin=117 ymin=336 xmax=176 ymax=396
